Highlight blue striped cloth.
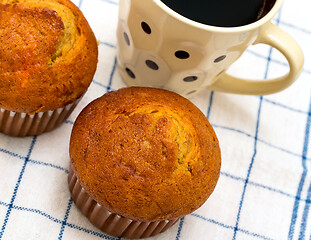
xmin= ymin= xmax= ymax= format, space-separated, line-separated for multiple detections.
xmin=0 ymin=0 xmax=310 ymax=239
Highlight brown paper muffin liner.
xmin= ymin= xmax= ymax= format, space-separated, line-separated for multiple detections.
xmin=68 ymin=166 xmax=180 ymax=239
xmin=0 ymin=100 xmax=80 ymax=137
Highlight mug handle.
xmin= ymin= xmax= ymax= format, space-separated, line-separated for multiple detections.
xmin=209 ymin=22 xmax=304 ymax=95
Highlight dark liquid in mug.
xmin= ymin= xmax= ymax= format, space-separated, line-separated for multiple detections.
xmin=161 ymin=0 xmax=276 ymax=27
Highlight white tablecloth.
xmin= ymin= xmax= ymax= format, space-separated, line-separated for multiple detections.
xmin=1 ymin=0 xmax=311 ymax=239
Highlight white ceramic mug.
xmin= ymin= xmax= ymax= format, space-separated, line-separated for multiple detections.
xmin=116 ymin=0 xmax=304 ymax=97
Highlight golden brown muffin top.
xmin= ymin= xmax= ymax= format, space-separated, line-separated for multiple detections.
xmin=0 ymin=0 xmax=98 ymax=113
xmin=70 ymin=87 xmax=221 ymax=221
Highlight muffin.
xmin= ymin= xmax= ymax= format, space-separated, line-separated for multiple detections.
xmin=0 ymin=0 xmax=98 ymax=137
xmin=69 ymin=87 xmax=221 ymax=238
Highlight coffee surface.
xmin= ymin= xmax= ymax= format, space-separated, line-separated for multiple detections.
xmin=161 ymin=0 xmax=275 ymax=27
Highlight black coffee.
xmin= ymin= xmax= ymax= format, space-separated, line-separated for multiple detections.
xmin=161 ymin=0 xmax=276 ymax=27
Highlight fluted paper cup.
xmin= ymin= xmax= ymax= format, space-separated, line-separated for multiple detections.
xmin=68 ymin=166 xmax=180 ymax=239
xmin=0 ymin=100 xmax=80 ymax=137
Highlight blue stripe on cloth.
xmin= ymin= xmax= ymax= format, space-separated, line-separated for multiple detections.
xmin=288 ymin=158 xmax=308 ymax=239
xmin=0 ymin=148 xmax=25 ymax=160
xmin=99 ymin=0 xmax=118 ymax=5
xmin=92 ymin=56 xmax=117 ymax=92
xmin=299 ymin=181 xmax=311 ymax=239
xmin=78 ymin=0 xmax=83 ymax=8
xmin=211 ymin=124 xmax=310 ymax=161
xmin=288 ymin=93 xmax=311 ymax=239
xmin=191 ymin=213 xmax=234 ymax=230
xmin=100 ymin=41 xmax=117 ymax=49
xmin=93 ymin=79 xmax=109 ymax=88
xmin=107 ymin=57 xmax=117 ymax=92
xmin=58 ymin=198 xmax=74 ymax=240
xmin=206 ymin=91 xmax=214 ymax=119
xmin=238 ymin=228 xmax=273 ymax=240
xmin=66 ymin=223 xmax=119 ymax=240
xmin=65 ymin=120 xmax=75 ymax=125
xmin=246 ymin=48 xmax=287 ymax=66
xmin=248 ymin=180 xmax=296 ymax=200
xmin=221 ymin=172 xmax=297 ymax=199
xmin=0 ymin=136 xmax=37 ymax=240
xmin=232 ymin=96 xmax=263 ymax=240
xmin=221 ymin=172 xmax=245 ymax=182
xmin=0 ymin=201 xmax=9 ymax=208
xmin=299 ymin=68 xmax=311 ymax=76
xmin=203 ymin=46 xmax=270 ymax=238
xmin=1 ymin=200 xmax=117 ymax=239
xmin=0 ymin=146 xmax=69 ymax=173
xmin=212 ymin=124 xmax=253 ymax=138
xmin=0 ymin=200 xmax=62 ymax=224
xmin=190 ymin=213 xmax=273 ymax=240
xmin=12 ymin=205 xmax=63 ymax=225
xmin=257 ymin=138 xmax=305 ymax=160
xmin=232 ymin=25 xmax=276 ymax=236
xmin=28 ymin=159 xmax=69 ymax=174
xmin=288 ymin=94 xmax=311 ymax=239
xmin=175 ymin=216 xmax=185 ymax=240
xmin=246 ymin=47 xmax=311 ymax=76
xmin=279 ymin=21 xmax=311 ymax=35
xmin=262 ymin=98 xmax=308 ymax=115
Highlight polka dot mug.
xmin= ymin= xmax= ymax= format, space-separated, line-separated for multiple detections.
xmin=116 ymin=0 xmax=304 ymax=97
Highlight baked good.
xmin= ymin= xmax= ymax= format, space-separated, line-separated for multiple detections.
xmin=0 ymin=0 xmax=98 ymax=136
xmin=69 ymin=87 xmax=221 ymax=238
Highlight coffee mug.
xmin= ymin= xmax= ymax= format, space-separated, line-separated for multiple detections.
xmin=116 ymin=0 xmax=304 ymax=97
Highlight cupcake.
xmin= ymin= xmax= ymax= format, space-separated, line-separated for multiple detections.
xmin=69 ymin=87 xmax=221 ymax=238
xmin=0 ymin=0 xmax=98 ymax=137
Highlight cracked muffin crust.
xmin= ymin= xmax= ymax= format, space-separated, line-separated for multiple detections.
xmin=70 ymin=87 xmax=221 ymax=221
xmin=0 ymin=0 xmax=98 ymax=113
